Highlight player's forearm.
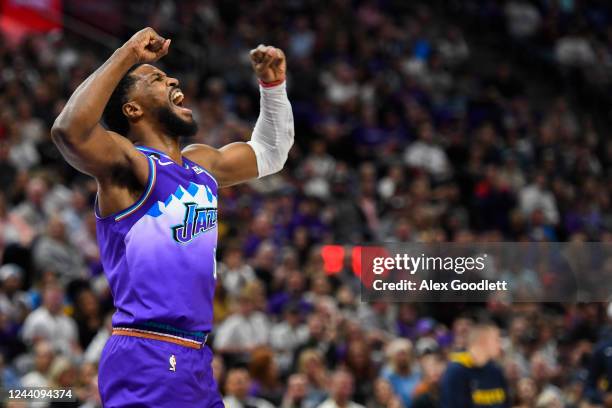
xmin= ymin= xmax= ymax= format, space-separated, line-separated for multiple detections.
xmin=247 ymin=81 xmax=295 ymax=177
xmin=52 ymin=46 xmax=136 ymax=141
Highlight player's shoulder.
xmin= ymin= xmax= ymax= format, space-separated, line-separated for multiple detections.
xmin=182 ymin=143 xmax=220 ymax=167
xmin=442 ymin=360 xmax=470 ymax=382
xmin=182 ymin=143 xmax=217 ymax=155
xmin=105 ymin=131 xmax=149 ymax=163
xmin=448 ymin=351 xmax=474 ymax=370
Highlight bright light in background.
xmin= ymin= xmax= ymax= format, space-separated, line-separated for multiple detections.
xmin=352 ymin=246 xmax=362 ymax=277
xmin=321 ymin=245 xmax=344 ymax=275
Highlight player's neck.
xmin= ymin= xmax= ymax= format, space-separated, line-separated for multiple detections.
xmin=131 ymin=127 xmax=183 ymax=164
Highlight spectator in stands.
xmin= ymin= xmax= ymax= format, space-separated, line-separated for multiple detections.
xmin=32 ymin=215 xmax=86 ymax=284
xmin=20 ymin=340 xmax=54 ymax=387
xmin=297 ymin=348 xmax=329 ymax=406
xmin=280 ymin=373 xmax=310 ymax=408
xmin=213 ymin=283 xmax=270 ymax=356
xmin=514 ymin=377 xmax=538 ymax=408
xmin=223 ymin=368 xmax=275 ymax=408
xmin=342 ymin=338 xmax=377 ymax=404
xmin=519 ymin=173 xmax=559 ymax=226
xmin=504 ymin=0 xmax=541 ymax=39
xmin=404 ymin=122 xmax=450 ymax=180
xmin=270 ymin=302 xmax=309 ymax=375
xmin=316 ymin=369 xmax=365 ymax=408
xmin=48 ymin=356 xmax=77 ymax=390
xmin=0 ymin=193 xmax=34 ymax=249
xmin=0 ymin=142 xmax=18 ymax=198
xmin=249 ymin=346 xmax=284 ymax=406
xmin=367 ymin=378 xmax=403 ymax=408
xmin=21 ymin=284 xmax=79 ymax=355
xmin=0 ymin=263 xmax=30 ymax=325
xmin=72 ymin=287 xmax=102 ymax=350
xmin=0 ymin=353 xmax=20 ymax=388
xmin=412 ymin=352 xmax=446 ymax=408
xmin=381 ymin=339 xmax=421 ymax=408
xmin=11 ymin=177 xmax=49 ymax=236
xmin=219 ymin=244 xmax=256 ymax=297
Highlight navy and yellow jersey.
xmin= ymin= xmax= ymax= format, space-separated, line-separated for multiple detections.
xmin=584 ymin=338 xmax=612 ymax=404
xmin=440 ymin=352 xmax=509 ymax=408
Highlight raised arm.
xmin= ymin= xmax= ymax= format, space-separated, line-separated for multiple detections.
xmin=51 ymin=28 xmax=170 ymax=179
xmin=183 ymin=45 xmax=294 ymax=187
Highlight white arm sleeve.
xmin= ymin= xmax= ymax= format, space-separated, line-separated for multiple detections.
xmin=247 ymin=81 xmax=295 ymax=178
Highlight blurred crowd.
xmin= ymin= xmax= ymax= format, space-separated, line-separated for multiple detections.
xmin=0 ymin=0 xmax=611 ymax=407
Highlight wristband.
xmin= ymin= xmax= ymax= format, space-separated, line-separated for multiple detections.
xmin=258 ymin=78 xmax=285 ymax=88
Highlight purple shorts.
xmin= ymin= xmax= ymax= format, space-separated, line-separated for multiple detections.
xmin=98 ymin=333 xmax=224 ymax=407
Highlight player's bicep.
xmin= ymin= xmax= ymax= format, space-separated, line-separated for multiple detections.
xmin=215 ymin=142 xmax=258 ymax=186
xmin=183 ymin=142 xmax=258 ymax=187
xmin=51 ymin=124 xmax=135 ymax=178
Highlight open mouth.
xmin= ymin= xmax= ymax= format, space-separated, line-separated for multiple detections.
xmin=170 ymin=89 xmax=192 ymax=114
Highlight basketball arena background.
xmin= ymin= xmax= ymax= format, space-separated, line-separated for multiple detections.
xmin=0 ymin=0 xmax=611 ymax=407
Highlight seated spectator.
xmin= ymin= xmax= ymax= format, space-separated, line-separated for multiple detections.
xmin=381 ymin=339 xmax=421 ymax=408
xmin=0 ymin=353 xmax=20 ymax=389
xmin=33 ymin=215 xmax=86 ymax=284
xmin=316 ymin=369 xmax=365 ymax=408
xmin=11 ymin=177 xmax=49 ymax=236
xmin=270 ymin=302 xmax=309 ymax=375
xmin=297 ymin=349 xmax=329 ymax=406
xmin=248 ymin=346 xmax=285 ymax=406
xmin=268 ymin=270 xmax=311 ymax=316
xmin=280 ymin=373 xmax=310 ymax=408
xmin=504 ymin=0 xmax=541 ymax=39
xmin=514 ymin=377 xmax=538 ymax=408
xmin=412 ymin=352 xmax=446 ymax=408
xmin=213 ymin=284 xmax=270 ymax=357
xmin=21 ymin=284 xmax=79 ymax=356
xmin=341 ymin=338 xmax=377 ymax=404
xmin=219 ymin=244 xmax=256 ymax=297
xmin=0 ymin=143 xmax=18 ymax=199
xmin=48 ymin=356 xmax=78 ymax=390
xmin=519 ymin=174 xmax=559 ymax=226
xmin=0 ymin=263 xmax=30 ymax=325
xmin=366 ymin=378 xmax=403 ymax=408
xmin=293 ymin=314 xmax=338 ymax=371
xmin=20 ymin=340 xmax=54 ymax=388
xmin=0 ymin=192 xmax=34 ymax=248
xmin=403 ymin=122 xmax=450 ymax=180
xmin=223 ymin=368 xmax=275 ymax=408
xmin=72 ymin=287 xmax=102 ymax=350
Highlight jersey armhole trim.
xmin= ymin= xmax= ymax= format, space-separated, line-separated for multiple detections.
xmin=93 ymin=154 xmax=157 ymax=222
xmin=187 ymin=158 xmax=218 ymax=187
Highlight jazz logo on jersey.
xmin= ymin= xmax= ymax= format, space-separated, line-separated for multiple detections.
xmin=169 ymin=354 xmax=176 ymax=372
xmin=172 ymin=202 xmax=217 ymax=244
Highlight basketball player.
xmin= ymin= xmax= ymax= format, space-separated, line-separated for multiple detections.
xmin=441 ymin=324 xmax=509 ymax=408
xmin=51 ymin=27 xmax=294 ymax=407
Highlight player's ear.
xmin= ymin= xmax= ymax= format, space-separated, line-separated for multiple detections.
xmin=122 ymin=102 xmax=143 ymax=120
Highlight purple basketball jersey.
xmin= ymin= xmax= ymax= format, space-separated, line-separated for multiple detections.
xmin=95 ymin=145 xmax=218 ymax=332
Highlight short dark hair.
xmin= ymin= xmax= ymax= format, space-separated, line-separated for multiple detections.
xmin=102 ymin=64 xmax=142 ymax=135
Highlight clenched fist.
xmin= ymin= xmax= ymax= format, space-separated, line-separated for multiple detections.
xmin=250 ymin=44 xmax=286 ymax=84
xmin=122 ymin=27 xmax=170 ymax=65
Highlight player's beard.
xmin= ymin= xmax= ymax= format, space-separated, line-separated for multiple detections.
xmin=156 ymin=105 xmax=198 ymax=140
